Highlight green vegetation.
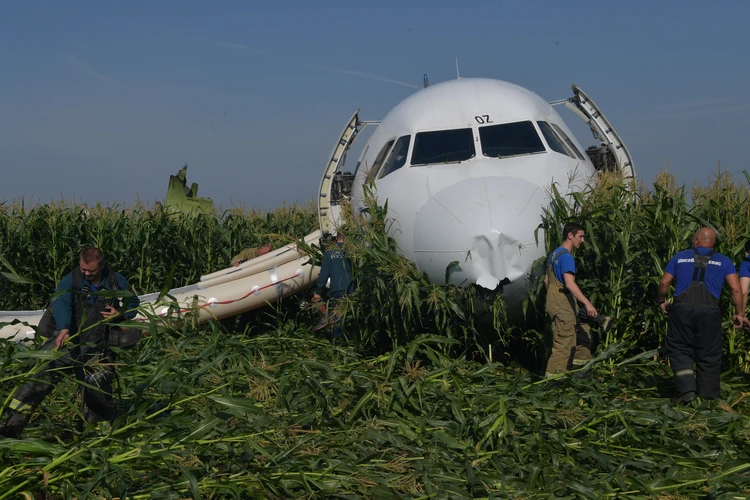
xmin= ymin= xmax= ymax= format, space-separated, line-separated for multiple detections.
xmin=535 ymin=168 xmax=750 ymax=373
xmin=0 ymin=200 xmax=317 ymax=310
xmin=1 ymin=168 xmax=750 ymax=498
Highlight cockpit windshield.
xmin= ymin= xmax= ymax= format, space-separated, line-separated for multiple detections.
xmin=479 ymin=121 xmax=545 ymax=158
xmin=411 ymin=128 xmax=475 ymax=166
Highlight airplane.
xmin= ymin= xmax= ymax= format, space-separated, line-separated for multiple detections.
xmin=317 ymin=77 xmax=635 ymax=316
xmin=0 ymin=76 xmax=634 ymax=341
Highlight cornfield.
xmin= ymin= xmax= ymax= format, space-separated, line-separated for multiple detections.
xmin=0 ymin=200 xmax=318 ymax=310
xmin=1 ymin=168 xmax=750 ymax=498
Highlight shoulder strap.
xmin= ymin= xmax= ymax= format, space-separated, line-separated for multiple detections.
xmin=550 ymin=248 xmax=570 ymax=265
xmin=692 ymin=250 xmax=715 ymax=282
xmin=49 ymin=267 xmax=83 ymax=313
xmin=72 ymin=267 xmax=83 ymax=293
xmin=106 ymin=268 xmax=120 ymax=291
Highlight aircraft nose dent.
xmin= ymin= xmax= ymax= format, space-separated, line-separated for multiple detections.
xmin=469 ymin=230 xmax=526 ymax=289
xmin=413 ymin=177 xmax=545 ymax=288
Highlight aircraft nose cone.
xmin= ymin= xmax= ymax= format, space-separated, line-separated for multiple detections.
xmin=413 ymin=177 xmax=547 ymax=288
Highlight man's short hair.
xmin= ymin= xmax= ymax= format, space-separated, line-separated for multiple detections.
xmin=80 ymin=247 xmax=104 ymax=265
xmin=745 ymin=239 xmax=750 ymax=254
xmin=562 ymin=222 xmax=584 ymax=241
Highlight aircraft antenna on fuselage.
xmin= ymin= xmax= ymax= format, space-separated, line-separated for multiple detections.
xmin=423 ymin=74 xmax=429 ymax=88
xmin=455 ymin=57 xmax=460 ymax=79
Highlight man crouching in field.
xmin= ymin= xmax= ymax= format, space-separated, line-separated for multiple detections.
xmin=0 ymin=247 xmax=141 ymax=438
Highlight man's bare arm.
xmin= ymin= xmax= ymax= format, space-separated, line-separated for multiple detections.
xmin=563 ymin=273 xmax=596 ymax=316
xmin=656 ymin=272 xmax=674 ymax=303
xmin=740 ymin=276 xmax=750 ymax=311
xmin=726 ymin=273 xmax=745 ymax=316
xmin=656 ymin=272 xmax=674 ymax=314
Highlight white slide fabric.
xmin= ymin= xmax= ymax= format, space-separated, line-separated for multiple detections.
xmin=0 ymin=232 xmax=322 ymax=342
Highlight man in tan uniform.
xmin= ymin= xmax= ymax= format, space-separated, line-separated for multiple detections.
xmin=544 ymin=222 xmax=600 ymax=377
xmin=231 ymin=243 xmax=272 ymax=267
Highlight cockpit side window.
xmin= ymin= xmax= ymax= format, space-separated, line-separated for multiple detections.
xmin=479 ymin=121 xmax=545 ymax=158
xmin=551 ymin=123 xmax=586 ymax=161
xmin=365 ymin=139 xmax=395 ymax=183
xmin=537 ymin=121 xmax=571 ymax=157
xmin=411 ymin=128 xmax=475 ymax=166
xmin=379 ymin=135 xmax=411 ymax=179
xmin=353 ymin=144 xmax=369 ymax=177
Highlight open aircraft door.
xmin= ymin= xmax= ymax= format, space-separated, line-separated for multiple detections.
xmin=318 ymin=110 xmax=360 ymax=238
xmin=551 ymin=84 xmax=636 ymax=182
xmin=318 ymin=110 xmax=379 ymax=237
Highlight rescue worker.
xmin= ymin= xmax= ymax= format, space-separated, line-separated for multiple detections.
xmin=231 ymin=243 xmax=272 ymax=267
xmin=543 ymin=222 xmax=601 ymax=377
xmin=738 ymin=239 xmax=750 ymax=311
xmin=312 ymin=232 xmax=355 ymax=337
xmin=656 ymin=227 xmax=746 ymax=402
xmin=0 ymin=247 xmax=141 ymax=438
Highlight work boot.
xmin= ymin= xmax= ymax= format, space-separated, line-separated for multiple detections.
xmin=312 ymin=301 xmax=329 ymax=332
xmin=671 ymin=391 xmax=696 ymax=404
xmin=0 ymin=412 xmax=27 ymax=439
xmin=313 ymin=313 xmax=329 ymax=332
xmin=0 ymin=424 xmax=21 ymax=439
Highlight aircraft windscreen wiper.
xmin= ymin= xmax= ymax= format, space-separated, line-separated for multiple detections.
xmin=494 ymin=150 xmax=546 ymax=159
xmin=412 ymin=149 xmax=477 ymax=166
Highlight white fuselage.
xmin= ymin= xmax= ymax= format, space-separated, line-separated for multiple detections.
xmin=349 ymin=78 xmax=596 ymax=309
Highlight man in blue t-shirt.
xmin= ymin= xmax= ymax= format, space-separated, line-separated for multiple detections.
xmin=544 ymin=222 xmax=600 ymax=377
xmin=739 ymin=239 xmax=750 ymax=311
xmin=657 ymin=227 xmax=746 ymax=402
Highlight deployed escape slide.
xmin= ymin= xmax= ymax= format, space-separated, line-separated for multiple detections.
xmin=0 ymin=231 xmax=322 ymax=341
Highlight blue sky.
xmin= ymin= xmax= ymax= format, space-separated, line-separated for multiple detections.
xmin=2 ymin=1 xmax=749 ymax=209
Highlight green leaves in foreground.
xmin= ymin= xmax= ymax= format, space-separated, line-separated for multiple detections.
xmin=2 ymin=327 xmax=749 ymax=498
xmin=4 ymin=164 xmax=750 ymax=498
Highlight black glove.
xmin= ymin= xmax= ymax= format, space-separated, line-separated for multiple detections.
xmin=108 ymin=327 xmax=143 ymax=347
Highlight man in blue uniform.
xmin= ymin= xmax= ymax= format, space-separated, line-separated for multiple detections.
xmin=738 ymin=239 xmax=750 ymax=310
xmin=313 ymin=232 xmax=355 ymax=337
xmin=0 ymin=247 xmax=141 ymax=437
xmin=657 ymin=227 xmax=746 ymax=402
xmin=544 ymin=222 xmax=601 ymax=377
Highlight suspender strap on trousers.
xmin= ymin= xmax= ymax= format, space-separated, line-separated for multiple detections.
xmin=545 ymin=251 xmax=592 ymax=376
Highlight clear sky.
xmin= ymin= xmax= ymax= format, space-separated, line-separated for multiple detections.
xmin=2 ymin=1 xmax=749 ymax=210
